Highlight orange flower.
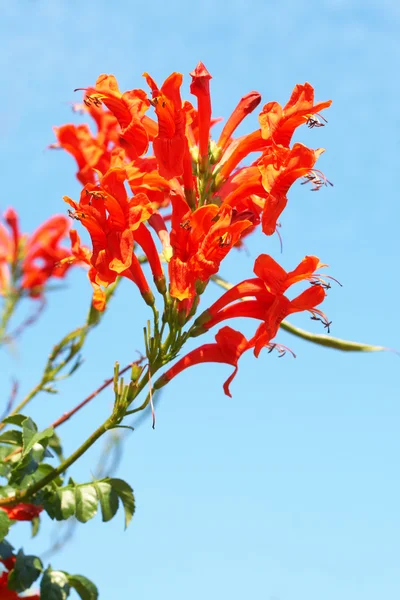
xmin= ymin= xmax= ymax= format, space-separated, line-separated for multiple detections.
xmin=221 ymin=143 xmax=324 ymax=236
xmin=51 ymin=124 xmax=112 ymax=185
xmin=168 ymin=196 xmax=252 ymax=302
xmin=192 ymin=254 xmax=330 ymax=351
xmin=64 ymin=167 xmax=165 ymax=308
xmin=0 ymin=209 xmax=73 ymax=298
xmin=53 ymin=66 xmax=333 ymax=315
xmin=189 ymin=62 xmax=212 ymax=162
xmin=259 ymin=82 xmax=332 ymax=147
xmin=143 ymin=71 xmax=188 ymax=179
xmin=155 ymin=326 xmax=249 ymax=397
xmin=82 ymin=74 xmax=152 ymax=157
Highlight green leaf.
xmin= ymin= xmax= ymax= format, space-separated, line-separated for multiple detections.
xmin=22 ymin=426 xmax=54 ymax=457
xmin=0 ymin=510 xmax=11 ymax=541
xmin=75 ymin=485 xmax=98 ymax=523
xmin=2 ymin=415 xmax=28 ymax=427
xmin=0 ymin=539 xmax=14 ymax=560
xmin=21 ymin=417 xmax=38 ymax=450
xmin=42 ymin=478 xmax=134 ymax=527
xmin=0 ymin=430 xmax=22 ymax=445
xmin=0 ymin=484 xmax=16 ymax=499
xmin=31 ymin=516 xmax=40 ymax=538
xmin=108 ymin=478 xmax=135 ymax=528
xmin=68 ymin=574 xmax=98 ymax=600
xmin=7 ymin=549 xmax=43 ymax=592
xmin=8 ymin=446 xmax=45 ymax=486
xmin=59 ymin=487 xmax=76 ymax=520
xmin=41 ymin=567 xmax=70 ymax=600
xmin=18 ymin=463 xmax=60 ymax=490
xmin=93 ymin=481 xmax=119 ymax=522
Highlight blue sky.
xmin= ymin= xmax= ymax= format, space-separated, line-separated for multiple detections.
xmin=1 ymin=0 xmax=399 ymax=598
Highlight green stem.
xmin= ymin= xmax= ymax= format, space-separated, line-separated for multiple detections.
xmin=0 ymin=417 xmax=113 ymax=507
xmin=279 ymin=320 xmax=387 ymax=352
xmin=0 ymin=292 xmax=19 ymax=344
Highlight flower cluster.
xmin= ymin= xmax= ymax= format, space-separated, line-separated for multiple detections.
xmin=54 ymin=62 xmax=333 ymax=392
xmin=0 ymin=209 xmax=73 ymax=299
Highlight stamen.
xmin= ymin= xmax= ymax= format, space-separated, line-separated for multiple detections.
xmin=267 ymin=342 xmax=296 ymax=358
xmin=306 ymin=113 xmax=328 ymax=128
xmin=179 ymin=219 xmax=192 ymax=231
xmin=68 ymin=209 xmax=87 ymax=221
xmin=301 ymin=169 xmax=333 ymax=191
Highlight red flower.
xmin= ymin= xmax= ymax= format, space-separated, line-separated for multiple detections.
xmin=221 ymin=143 xmax=324 ymax=236
xmin=1 ymin=503 xmax=42 ymax=521
xmin=143 ymin=71 xmax=189 ymax=180
xmin=259 ymin=82 xmax=332 ymax=147
xmin=155 ymin=326 xmax=249 ymax=397
xmin=192 ymin=254 xmax=330 ymax=352
xmin=54 ymin=66 xmax=332 ymax=314
xmin=82 ymin=74 xmax=153 ymax=157
xmin=189 ymin=62 xmax=212 ymax=162
xmin=0 ymin=209 xmax=73 ymax=298
xmin=51 ymin=124 xmax=112 ymax=185
xmin=168 ymin=196 xmax=252 ymax=302
xmin=64 ymin=167 xmax=166 ymax=309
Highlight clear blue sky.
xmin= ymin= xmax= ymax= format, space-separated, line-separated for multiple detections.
xmin=1 ymin=0 xmax=399 ymax=598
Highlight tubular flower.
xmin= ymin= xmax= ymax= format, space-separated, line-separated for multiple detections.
xmin=258 ymin=82 xmax=332 ymax=147
xmin=64 ymin=167 xmax=163 ymax=308
xmin=168 ymin=195 xmax=252 ymax=302
xmin=82 ymin=74 xmax=153 ymax=157
xmin=143 ymin=71 xmax=188 ymax=179
xmin=189 ymin=62 xmax=212 ymax=162
xmin=0 ymin=209 xmax=73 ymax=298
xmin=192 ymin=254 xmax=330 ymax=352
xmin=51 ymin=123 xmax=112 ymax=185
xmin=222 ymin=143 xmax=325 ymax=236
xmin=54 ymin=64 xmax=331 ymax=313
xmin=155 ymin=326 xmax=250 ymax=397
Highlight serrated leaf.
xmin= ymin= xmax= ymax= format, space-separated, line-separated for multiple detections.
xmin=22 ymin=427 xmax=54 ymax=457
xmin=0 ymin=447 xmax=14 ymax=477
xmin=21 ymin=417 xmax=38 ymax=449
xmin=18 ymin=463 xmax=59 ymax=490
xmin=93 ymin=481 xmax=119 ymax=523
xmin=2 ymin=415 xmax=28 ymax=427
xmin=0 ymin=509 xmax=11 ymax=541
xmin=41 ymin=567 xmax=70 ymax=600
xmin=75 ymin=485 xmax=98 ymax=523
xmin=68 ymin=574 xmax=98 ymax=600
xmin=108 ymin=478 xmax=135 ymax=528
xmin=0 ymin=430 xmax=22 ymax=446
xmin=59 ymin=488 xmax=76 ymax=520
xmin=9 ymin=448 xmax=44 ymax=486
xmin=7 ymin=549 xmax=43 ymax=592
